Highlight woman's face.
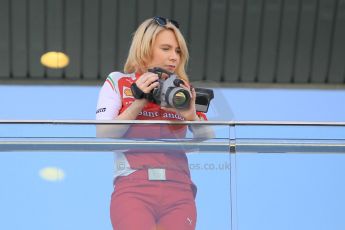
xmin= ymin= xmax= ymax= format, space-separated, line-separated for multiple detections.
xmin=147 ymin=29 xmax=181 ymax=73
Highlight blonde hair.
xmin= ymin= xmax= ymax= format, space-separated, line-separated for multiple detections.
xmin=124 ymin=18 xmax=190 ymax=82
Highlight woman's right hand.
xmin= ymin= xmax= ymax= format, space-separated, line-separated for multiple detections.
xmin=135 ymin=72 xmax=160 ymax=93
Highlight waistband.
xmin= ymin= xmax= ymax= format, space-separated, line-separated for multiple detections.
xmin=115 ymin=168 xmax=192 ymax=185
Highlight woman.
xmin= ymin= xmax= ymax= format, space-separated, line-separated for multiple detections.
xmin=96 ymin=16 xmax=212 ymax=230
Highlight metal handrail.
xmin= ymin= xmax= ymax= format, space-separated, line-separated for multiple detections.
xmin=0 ymin=138 xmax=230 ymax=152
xmin=1 ymin=120 xmax=345 ymax=153
xmin=1 ymin=120 xmax=345 ymax=126
xmin=0 ymin=137 xmax=344 ymax=153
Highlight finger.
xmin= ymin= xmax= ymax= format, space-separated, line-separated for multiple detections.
xmin=191 ymin=87 xmax=196 ymax=101
xmin=137 ymin=73 xmax=157 ymax=84
xmin=180 ymin=79 xmax=190 ymax=88
xmin=178 ymin=82 xmax=188 ymax=91
xmin=180 ymin=83 xmax=191 ymax=92
xmin=161 ymin=73 xmax=169 ymax=80
xmin=145 ymin=75 xmax=159 ymax=85
xmin=139 ymin=75 xmax=158 ymax=88
xmin=179 ymin=84 xmax=193 ymax=100
xmin=136 ymin=73 xmax=158 ymax=92
xmin=146 ymin=82 xmax=159 ymax=92
xmin=137 ymin=82 xmax=151 ymax=93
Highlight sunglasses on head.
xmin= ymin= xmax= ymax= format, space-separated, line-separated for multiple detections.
xmin=144 ymin=16 xmax=180 ymax=34
xmin=152 ymin=16 xmax=180 ymax=29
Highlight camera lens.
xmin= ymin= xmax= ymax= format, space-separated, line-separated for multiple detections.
xmin=168 ymin=88 xmax=190 ymax=109
xmin=173 ymin=91 xmax=188 ymax=106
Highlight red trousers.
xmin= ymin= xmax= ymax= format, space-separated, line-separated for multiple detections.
xmin=110 ymin=173 xmax=197 ymax=230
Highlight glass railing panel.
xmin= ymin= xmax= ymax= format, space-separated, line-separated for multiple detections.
xmin=0 ymin=151 xmax=114 ymax=229
xmin=233 ymin=124 xmax=345 ymax=230
xmin=188 ymin=123 xmax=232 ymax=230
xmin=0 ymin=121 xmax=232 ymax=230
xmin=3 ymin=121 xmax=344 ymax=230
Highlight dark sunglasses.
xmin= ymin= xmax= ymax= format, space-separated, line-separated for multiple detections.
xmin=152 ymin=16 xmax=180 ymax=29
xmin=144 ymin=16 xmax=180 ymax=34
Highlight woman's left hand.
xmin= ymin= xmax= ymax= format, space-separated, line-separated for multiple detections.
xmin=161 ymin=81 xmax=199 ymax=121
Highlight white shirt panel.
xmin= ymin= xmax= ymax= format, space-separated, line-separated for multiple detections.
xmin=96 ymin=72 xmax=122 ymax=120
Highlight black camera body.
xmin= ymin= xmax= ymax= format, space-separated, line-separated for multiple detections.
xmin=194 ymin=87 xmax=214 ymax=113
xmin=132 ymin=67 xmax=214 ymax=112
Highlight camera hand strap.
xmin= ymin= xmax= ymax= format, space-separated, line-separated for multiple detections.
xmin=130 ymin=83 xmax=145 ymax=99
